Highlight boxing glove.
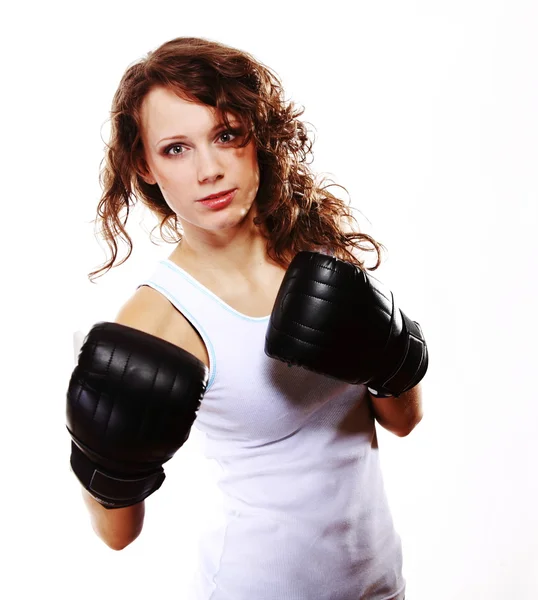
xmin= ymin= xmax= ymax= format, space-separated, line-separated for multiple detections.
xmin=265 ymin=251 xmax=428 ymax=397
xmin=66 ymin=321 xmax=208 ymax=509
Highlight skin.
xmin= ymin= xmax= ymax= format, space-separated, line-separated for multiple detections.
xmin=82 ymin=85 xmax=423 ymax=550
xmin=138 ymin=85 xmax=274 ymax=277
xmin=81 ymin=88 xmax=287 ymax=550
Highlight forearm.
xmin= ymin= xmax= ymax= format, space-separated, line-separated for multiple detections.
xmin=82 ymin=488 xmax=145 ymax=551
xmin=368 ymin=382 xmax=424 ymax=437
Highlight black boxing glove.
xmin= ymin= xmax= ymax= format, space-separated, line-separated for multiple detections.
xmin=265 ymin=251 xmax=428 ymax=397
xmin=66 ymin=321 xmax=208 ymax=509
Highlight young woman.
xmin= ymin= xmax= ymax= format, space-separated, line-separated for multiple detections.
xmin=67 ymin=36 xmax=426 ymax=600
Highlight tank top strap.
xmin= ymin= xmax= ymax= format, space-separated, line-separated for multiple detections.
xmin=137 ymin=259 xmax=270 ymax=389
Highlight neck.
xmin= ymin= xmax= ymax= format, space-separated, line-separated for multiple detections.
xmin=169 ymin=212 xmax=276 ymax=276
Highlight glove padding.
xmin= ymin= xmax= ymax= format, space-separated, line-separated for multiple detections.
xmin=265 ymin=251 xmax=428 ymax=397
xmin=66 ymin=321 xmax=208 ymax=508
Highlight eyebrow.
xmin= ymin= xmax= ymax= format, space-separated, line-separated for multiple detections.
xmin=157 ymin=121 xmax=239 ymax=145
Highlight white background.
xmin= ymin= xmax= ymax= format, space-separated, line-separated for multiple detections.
xmin=2 ymin=1 xmax=537 ymax=598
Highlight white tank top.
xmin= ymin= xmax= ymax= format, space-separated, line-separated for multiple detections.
xmin=139 ymin=258 xmax=406 ymax=600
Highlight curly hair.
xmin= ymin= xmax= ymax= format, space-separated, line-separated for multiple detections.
xmin=89 ymin=36 xmax=386 ymax=281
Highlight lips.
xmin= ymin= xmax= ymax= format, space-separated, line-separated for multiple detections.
xmin=197 ymin=189 xmax=237 ymax=210
xmin=198 ymin=188 xmax=236 ymax=202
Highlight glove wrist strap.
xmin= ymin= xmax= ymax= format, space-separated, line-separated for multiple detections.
xmin=70 ymin=441 xmax=165 ymax=509
xmin=368 ymin=313 xmax=428 ymax=397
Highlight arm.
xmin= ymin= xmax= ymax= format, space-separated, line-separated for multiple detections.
xmin=75 ymin=302 xmax=150 ymax=550
xmin=265 ymin=252 xmax=428 ymax=427
xmin=68 ymin=297 xmax=208 ymax=551
xmin=82 ymin=489 xmax=145 ymax=551
xmin=368 ymin=382 xmax=423 ymax=437
xmin=77 ymin=302 xmax=148 ymax=551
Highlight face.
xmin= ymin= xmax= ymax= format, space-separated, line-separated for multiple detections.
xmin=139 ymin=86 xmax=260 ymax=238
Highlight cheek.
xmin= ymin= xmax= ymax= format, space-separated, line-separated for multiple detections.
xmin=154 ymin=162 xmax=189 ymax=196
xmin=152 ymin=169 xmax=184 ymax=207
xmin=238 ymin=144 xmax=260 ymax=180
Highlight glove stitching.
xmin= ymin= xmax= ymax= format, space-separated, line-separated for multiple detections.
xmin=86 ymin=339 xmax=99 ymax=376
xmin=294 ymin=291 xmax=341 ymax=305
xmin=305 ymin=258 xmax=364 ymax=279
xmin=305 ymin=259 xmax=344 ymax=275
xmin=138 ymin=361 xmax=160 ymax=441
xmin=272 ymin=326 xmax=326 ymax=349
xmin=118 ymin=345 xmax=131 ymax=383
xmin=73 ymin=372 xmax=84 ymax=413
xmin=72 ymin=375 xmax=114 ymax=438
xmin=294 ymin=277 xmax=345 ymax=292
xmin=110 ymin=345 xmax=136 ymax=439
xmin=279 ymin=289 xmax=348 ymax=334
xmin=90 ymin=340 xmax=105 ymax=424
xmin=73 ymin=374 xmax=102 ymax=396
xmin=102 ymin=342 xmax=121 ymax=437
xmin=165 ymin=367 xmax=178 ymax=400
xmin=289 ymin=319 xmax=325 ymax=334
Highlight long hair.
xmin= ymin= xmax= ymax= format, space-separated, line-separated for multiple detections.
xmin=89 ymin=37 xmax=385 ymax=281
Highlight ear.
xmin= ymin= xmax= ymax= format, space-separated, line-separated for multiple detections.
xmin=141 ymin=172 xmax=157 ymax=186
xmin=136 ymin=156 xmax=157 ymax=185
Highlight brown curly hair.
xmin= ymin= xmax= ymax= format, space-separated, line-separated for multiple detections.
xmin=89 ymin=36 xmax=386 ymax=281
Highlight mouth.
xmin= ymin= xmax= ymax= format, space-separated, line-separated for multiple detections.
xmin=198 ymin=188 xmax=236 ymax=202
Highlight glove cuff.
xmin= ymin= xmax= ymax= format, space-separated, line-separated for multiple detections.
xmin=368 ymin=313 xmax=428 ymax=397
xmin=70 ymin=441 xmax=165 ymax=509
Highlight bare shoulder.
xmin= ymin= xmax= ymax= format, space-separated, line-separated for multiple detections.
xmin=114 ymin=285 xmax=209 ymax=367
xmin=114 ymin=285 xmax=172 ymax=334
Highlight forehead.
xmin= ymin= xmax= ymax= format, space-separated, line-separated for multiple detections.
xmin=140 ymin=86 xmax=230 ymax=142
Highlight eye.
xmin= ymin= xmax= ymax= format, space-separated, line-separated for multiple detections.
xmin=165 ymin=144 xmax=185 ymax=157
xmin=163 ymin=129 xmax=240 ymax=157
xmin=218 ymin=130 xmax=237 ymax=143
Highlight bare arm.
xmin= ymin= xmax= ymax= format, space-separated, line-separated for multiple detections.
xmin=77 ymin=285 xmax=206 ymax=549
xmin=369 ymin=382 xmax=423 ymax=437
xmin=82 ymin=489 xmax=145 ymax=551
xmin=75 ymin=292 xmax=157 ymax=550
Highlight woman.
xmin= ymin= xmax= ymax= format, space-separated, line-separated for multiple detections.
xmin=67 ymin=36 xmax=425 ymax=599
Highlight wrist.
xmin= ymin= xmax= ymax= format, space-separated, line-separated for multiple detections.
xmin=70 ymin=441 xmax=165 ymax=509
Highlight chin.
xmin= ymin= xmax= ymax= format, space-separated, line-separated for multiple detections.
xmin=213 ymin=214 xmax=249 ymax=231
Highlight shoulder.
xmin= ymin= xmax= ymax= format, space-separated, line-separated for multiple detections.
xmin=114 ymin=285 xmax=169 ymax=331
xmin=113 ymin=285 xmax=209 ymax=367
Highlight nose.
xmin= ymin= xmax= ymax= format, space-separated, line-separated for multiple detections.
xmin=196 ymin=146 xmax=225 ymax=184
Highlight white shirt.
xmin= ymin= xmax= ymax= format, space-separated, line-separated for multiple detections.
xmin=139 ymin=258 xmax=406 ymax=600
